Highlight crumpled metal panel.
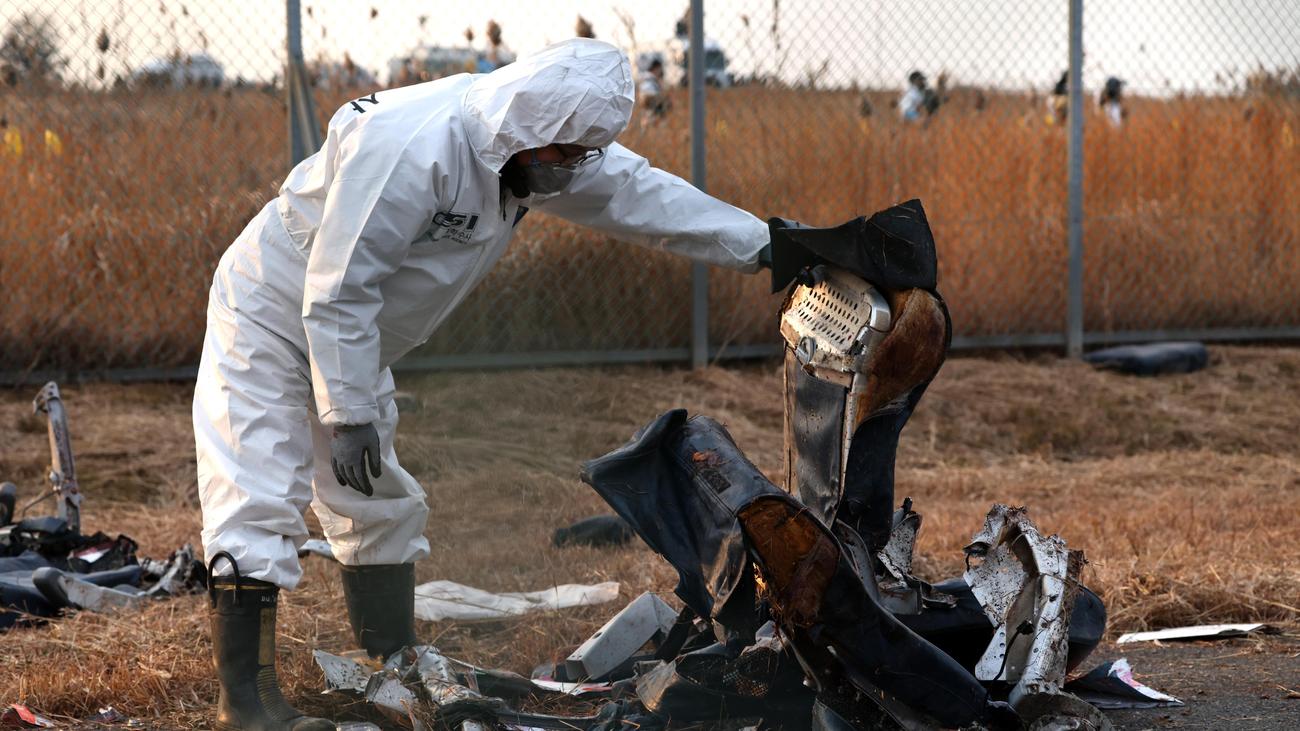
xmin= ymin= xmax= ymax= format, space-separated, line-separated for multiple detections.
xmin=564 ymin=592 xmax=677 ymax=681
xmin=415 ymin=648 xmax=485 ymax=708
xmin=364 ymin=672 xmax=420 ymax=726
xmin=314 ymin=650 xmax=371 ymax=694
xmin=869 ymin=499 xmax=959 ymax=616
xmin=315 ymin=645 xmax=517 ymax=731
xmin=963 ymin=505 xmax=1110 ymax=729
xmin=878 ymin=501 xmax=921 ymax=582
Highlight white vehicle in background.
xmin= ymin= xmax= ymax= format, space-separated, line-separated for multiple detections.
xmin=386 ymin=43 xmax=516 ymax=86
xmin=387 ymin=44 xmax=476 ymax=85
xmin=132 ymin=52 xmax=224 ymax=88
xmin=684 ymin=37 xmax=734 ymax=88
xmin=310 ymin=54 xmax=376 ymax=91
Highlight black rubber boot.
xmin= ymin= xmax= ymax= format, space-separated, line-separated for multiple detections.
xmin=208 ymin=555 xmax=333 ymax=731
xmin=340 ymin=563 xmax=418 ymax=660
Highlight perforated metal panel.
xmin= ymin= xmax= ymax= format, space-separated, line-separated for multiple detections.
xmin=780 ymin=268 xmax=892 ymax=375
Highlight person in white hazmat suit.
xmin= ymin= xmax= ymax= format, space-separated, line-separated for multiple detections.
xmin=197 ymin=39 xmax=795 ymax=730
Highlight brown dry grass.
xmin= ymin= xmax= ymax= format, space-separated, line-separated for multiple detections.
xmin=1 ymin=346 xmax=1297 ymax=726
xmin=3 ymin=87 xmax=1298 ymax=370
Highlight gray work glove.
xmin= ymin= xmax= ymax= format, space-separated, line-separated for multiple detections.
xmin=331 ymin=423 xmax=381 ymax=496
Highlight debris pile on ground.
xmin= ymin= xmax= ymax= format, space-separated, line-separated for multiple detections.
xmin=314 ymin=208 xmax=1173 ymax=730
xmin=0 ymin=382 xmax=206 ymax=630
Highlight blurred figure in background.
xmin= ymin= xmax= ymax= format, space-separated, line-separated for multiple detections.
xmin=478 ymin=20 xmax=515 ymax=72
xmin=899 ymin=70 xmax=940 ymax=123
xmin=1 ymin=117 xmax=21 ymax=157
xmin=638 ymin=55 xmax=669 ymax=124
xmin=575 ymin=15 xmax=595 ymax=39
xmin=1100 ymin=76 xmax=1126 ymax=127
xmin=1047 ymin=70 xmax=1069 ymax=126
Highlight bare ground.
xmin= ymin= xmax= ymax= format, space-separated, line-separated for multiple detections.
xmin=1096 ymin=634 xmax=1300 ymax=730
xmin=1 ymin=345 xmax=1297 ymax=728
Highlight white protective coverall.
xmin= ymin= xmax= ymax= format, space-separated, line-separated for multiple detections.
xmin=195 ymin=38 xmax=769 ymax=589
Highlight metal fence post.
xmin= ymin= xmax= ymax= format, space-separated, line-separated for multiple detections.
xmin=286 ymin=0 xmax=321 ymax=167
xmin=1066 ymin=0 xmax=1085 ymax=358
xmin=689 ymin=0 xmax=709 ymax=369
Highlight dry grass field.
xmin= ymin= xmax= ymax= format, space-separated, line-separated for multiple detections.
xmin=3 ymin=86 xmax=1298 ymax=371
xmin=1 ymin=346 xmax=1297 ymax=727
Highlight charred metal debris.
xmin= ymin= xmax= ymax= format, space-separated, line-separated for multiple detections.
xmin=1 ymin=382 xmax=206 ymax=630
xmin=317 ymin=202 xmax=1125 ymax=731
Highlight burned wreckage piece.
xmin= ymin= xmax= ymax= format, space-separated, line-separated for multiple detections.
xmin=581 ymin=202 xmax=1108 ymax=730
xmin=583 ymin=410 xmax=1009 ymax=729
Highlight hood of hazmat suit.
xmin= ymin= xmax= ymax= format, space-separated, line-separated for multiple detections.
xmin=227 ymin=37 xmax=771 ymax=427
xmin=461 ymin=39 xmax=634 ymax=172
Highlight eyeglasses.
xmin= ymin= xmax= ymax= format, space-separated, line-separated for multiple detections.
xmin=554 ymin=146 xmax=605 ymax=169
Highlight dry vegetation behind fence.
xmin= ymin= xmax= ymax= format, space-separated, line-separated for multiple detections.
xmin=2 ymin=86 xmax=1298 ymax=371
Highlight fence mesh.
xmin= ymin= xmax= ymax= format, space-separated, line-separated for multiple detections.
xmin=1 ymin=0 xmax=283 ymax=372
xmin=702 ymin=1 xmax=1077 ymax=348
xmin=1 ymin=1 xmax=1297 ymax=375
xmin=1081 ymin=0 xmax=1300 ymax=336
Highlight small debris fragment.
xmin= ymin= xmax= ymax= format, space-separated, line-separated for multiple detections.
xmin=552 ymin=514 xmax=633 ymax=548
xmin=1116 ymin=623 xmax=1276 ymax=644
xmin=0 ymin=705 xmax=55 ymax=728
xmin=1083 ymin=341 xmax=1208 ymax=376
xmin=563 ymin=592 xmax=677 ymax=681
xmin=413 ymin=580 xmax=619 ymax=622
xmin=1063 ymin=658 xmax=1183 ymax=709
xmin=87 ymin=707 xmax=128 ymax=723
xmin=313 ymin=650 xmax=372 ymax=694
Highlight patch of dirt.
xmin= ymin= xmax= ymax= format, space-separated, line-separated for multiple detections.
xmin=0 ymin=346 xmax=1296 ymax=728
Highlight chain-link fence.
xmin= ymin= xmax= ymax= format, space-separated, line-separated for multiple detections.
xmin=1081 ymin=0 xmax=1300 ymax=341
xmin=0 ymin=1 xmax=283 ymax=375
xmin=1 ymin=1 xmax=1297 ymax=380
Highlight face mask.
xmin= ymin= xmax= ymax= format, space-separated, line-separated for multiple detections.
xmin=522 ymin=161 xmax=577 ymax=194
